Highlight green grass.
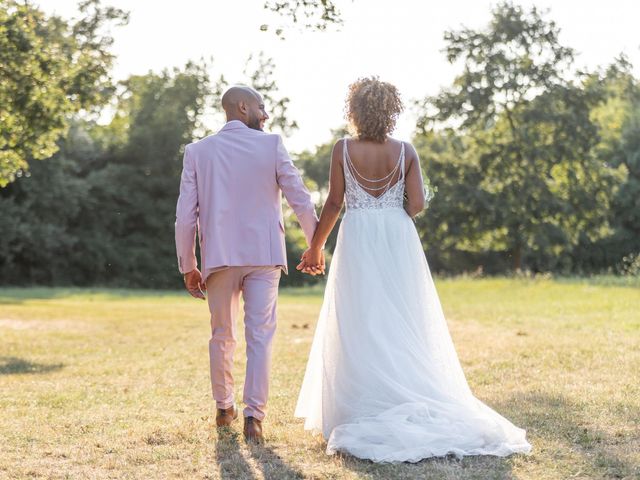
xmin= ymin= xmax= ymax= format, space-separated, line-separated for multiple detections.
xmin=0 ymin=278 xmax=638 ymax=479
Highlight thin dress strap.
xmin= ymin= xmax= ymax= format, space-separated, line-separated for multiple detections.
xmin=343 ymin=139 xmax=404 ymax=195
xmin=399 ymin=142 xmax=406 ymax=182
xmin=343 ymin=138 xmax=348 ymax=165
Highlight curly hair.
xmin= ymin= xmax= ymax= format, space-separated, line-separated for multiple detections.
xmin=345 ymin=77 xmax=404 ymax=143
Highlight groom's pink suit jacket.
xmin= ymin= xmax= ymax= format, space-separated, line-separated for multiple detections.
xmin=175 ymin=120 xmax=318 ymax=279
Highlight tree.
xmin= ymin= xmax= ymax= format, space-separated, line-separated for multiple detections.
xmin=575 ymin=58 xmax=640 ymax=273
xmin=296 ymin=126 xmax=349 ymax=193
xmin=294 ymin=127 xmax=348 ymax=257
xmin=260 ymin=0 xmax=344 ymax=38
xmin=0 ymin=55 xmax=314 ymax=287
xmin=0 ymin=62 xmax=210 ymax=287
xmin=243 ymin=53 xmax=299 ymax=136
xmin=0 ymin=124 xmax=92 ymax=284
xmin=412 ymin=130 xmax=508 ymax=274
xmin=0 ymin=0 xmax=128 ymax=187
xmin=417 ymin=2 xmax=617 ymax=272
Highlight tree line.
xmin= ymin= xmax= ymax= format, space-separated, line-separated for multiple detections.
xmin=0 ymin=1 xmax=638 ymax=288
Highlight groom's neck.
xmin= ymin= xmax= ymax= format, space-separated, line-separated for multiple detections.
xmin=226 ymin=115 xmax=246 ymax=125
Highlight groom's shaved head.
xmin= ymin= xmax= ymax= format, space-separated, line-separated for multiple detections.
xmin=221 ymin=86 xmax=260 ymax=113
xmin=221 ymin=85 xmax=268 ymax=131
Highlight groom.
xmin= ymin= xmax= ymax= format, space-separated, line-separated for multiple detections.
xmin=175 ymin=85 xmax=319 ymax=442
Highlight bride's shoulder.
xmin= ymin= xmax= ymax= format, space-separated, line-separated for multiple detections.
xmin=331 ymin=138 xmax=348 ymax=159
xmin=387 ymin=136 xmax=415 ymax=152
xmin=326 ymin=138 xmax=355 ymax=170
xmin=386 ymin=137 xmax=419 ymax=165
xmin=385 ymin=136 xmax=409 ymax=146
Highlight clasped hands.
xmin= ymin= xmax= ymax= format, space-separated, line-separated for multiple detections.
xmin=183 ymin=247 xmax=324 ymax=300
xmin=296 ymin=247 xmax=325 ymax=276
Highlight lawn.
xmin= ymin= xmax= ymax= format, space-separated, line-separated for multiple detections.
xmin=0 ymin=278 xmax=638 ymax=479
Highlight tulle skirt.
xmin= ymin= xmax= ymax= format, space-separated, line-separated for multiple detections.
xmin=294 ymin=207 xmax=531 ymax=462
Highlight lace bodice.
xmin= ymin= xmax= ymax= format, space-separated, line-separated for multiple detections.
xmin=343 ymin=139 xmax=405 ymax=210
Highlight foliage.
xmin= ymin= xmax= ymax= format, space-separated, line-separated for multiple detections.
xmin=0 ymin=0 xmax=128 ymax=187
xmin=296 ymin=127 xmax=348 ymax=194
xmin=1 ymin=1 xmax=639 ymax=284
xmin=243 ymin=53 xmax=299 ymax=136
xmin=564 ymin=59 xmax=640 ymax=274
xmin=0 ymin=61 xmax=209 ymax=287
xmin=260 ymin=0 xmax=344 ymax=38
xmin=416 ymin=2 xmax=620 ymax=272
xmin=294 ymin=127 xmax=350 ymax=256
xmin=0 ymin=55 xmax=317 ymax=288
xmin=413 ymin=130 xmax=510 ymax=274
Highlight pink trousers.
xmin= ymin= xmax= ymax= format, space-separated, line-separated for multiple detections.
xmin=206 ymin=266 xmax=281 ymax=421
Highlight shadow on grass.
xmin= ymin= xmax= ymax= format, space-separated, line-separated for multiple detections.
xmin=215 ymin=428 xmax=255 ymax=480
xmin=248 ymin=442 xmax=305 ymax=480
xmin=494 ymin=392 xmax=639 ymax=479
xmin=0 ymin=356 xmax=64 ymax=375
xmin=337 ymin=448 xmax=513 ymax=479
xmin=215 ymin=428 xmax=304 ymax=480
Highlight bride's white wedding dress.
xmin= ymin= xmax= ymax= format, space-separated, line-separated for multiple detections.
xmin=294 ymin=139 xmax=531 ymax=462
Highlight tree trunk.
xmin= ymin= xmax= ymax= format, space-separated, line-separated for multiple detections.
xmin=513 ymin=244 xmax=522 ymax=271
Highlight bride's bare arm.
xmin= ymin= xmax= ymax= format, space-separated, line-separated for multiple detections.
xmin=296 ymin=141 xmax=345 ymax=274
xmin=404 ymin=143 xmax=426 ymax=218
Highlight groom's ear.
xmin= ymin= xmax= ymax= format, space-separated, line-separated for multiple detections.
xmin=237 ymin=101 xmax=247 ymax=115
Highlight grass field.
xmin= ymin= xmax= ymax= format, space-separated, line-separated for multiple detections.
xmin=1 ymin=278 xmax=638 ymax=479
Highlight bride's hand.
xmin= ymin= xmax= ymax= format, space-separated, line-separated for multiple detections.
xmin=297 ymin=248 xmax=325 ymax=275
xmin=296 ymin=249 xmax=319 ymax=275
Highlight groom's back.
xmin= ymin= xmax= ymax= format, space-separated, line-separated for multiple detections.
xmin=186 ymin=121 xmax=286 ymax=273
xmin=191 ymin=125 xmax=280 ymax=212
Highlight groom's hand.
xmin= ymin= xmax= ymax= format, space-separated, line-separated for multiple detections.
xmin=296 ymin=248 xmax=325 ymax=276
xmin=184 ymin=268 xmax=206 ymax=300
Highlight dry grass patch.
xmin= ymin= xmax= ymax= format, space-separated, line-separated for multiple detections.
xmin=0 ymin=279 xmax=638 ymax=479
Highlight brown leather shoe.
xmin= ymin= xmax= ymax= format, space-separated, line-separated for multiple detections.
xmin=243 ymin=416 xmax=263 ymax=443
xmin=215 ymin=404 xmax=238 ymax=427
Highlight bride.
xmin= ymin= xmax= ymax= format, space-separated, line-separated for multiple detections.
xmin=294 ymin=77 xmax=531 ymax=462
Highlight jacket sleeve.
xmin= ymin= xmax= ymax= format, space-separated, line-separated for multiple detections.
xmin=275 ymin=135 xmax=318 ymax=245
xmin=175 ymin=144 xmax=199 ymax=273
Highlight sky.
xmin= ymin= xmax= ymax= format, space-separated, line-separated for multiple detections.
xmin=40 ymin=0 xmax=640 ymax=153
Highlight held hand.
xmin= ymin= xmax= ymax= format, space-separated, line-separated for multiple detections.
xmin=296 ymin=248 xmax=325 ymax=276
xmin=315 ymin=249 xmax=326 ymax=275
xmin=183 ymin=268 xmax=206 ymax=300
xmin=296 ymin=256 xmax=319 ymax=275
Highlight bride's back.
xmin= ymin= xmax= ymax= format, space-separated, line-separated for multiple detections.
xmin=343 ymin=138 xmax=405 ymax=193
xmin=320 ymin=77 xmax=426 ymax=217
